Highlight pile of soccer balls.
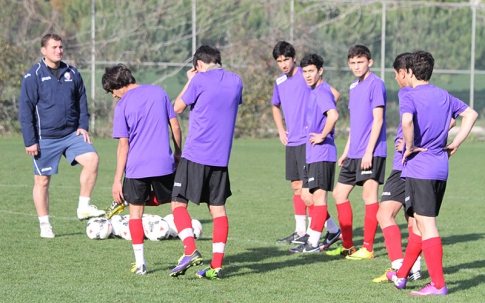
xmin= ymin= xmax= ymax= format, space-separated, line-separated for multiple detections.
xmin=85 ymin=214 xmax=202 ymax=241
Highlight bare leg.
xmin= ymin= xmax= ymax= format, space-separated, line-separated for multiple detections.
xmin=74 ymin=151 xmax=99 ymax=197
xmin=33 ymin=175 xmax=51 ymax=217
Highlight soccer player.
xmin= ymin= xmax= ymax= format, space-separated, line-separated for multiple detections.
xmin=102 ymin=64 xmax=182 ymax=275
xmin=19 ymin=34 xmax=104 ymax=238
xmin=372 ymin=53 xmax=422 ymax=281
xmin=169 ymin=45 xmax=243 ymax=280
xmin=271 ymin=41 xmax=341 ymax=248
xmin=289 ymin=54 xmax=339 ymax=253
xmin=326 ymin=45 xmax=387 ymax=260
xmin=386 ymin=51 xmax=478 ymax=296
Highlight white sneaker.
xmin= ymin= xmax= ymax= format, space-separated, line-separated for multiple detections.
xmin=77 ymin=204 xmax=106 ymax=220
xmin=40 ymin=222 xmax=55 ymax=238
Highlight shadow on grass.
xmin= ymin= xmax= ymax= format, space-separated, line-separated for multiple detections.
xmin=445 ymin=260 xmax=485 ymax=293
xmin=223 ymin=246 xmax=339 ymax=278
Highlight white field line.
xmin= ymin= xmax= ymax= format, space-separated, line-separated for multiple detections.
xmin=0 ymin=183 xmax=111 ymax=190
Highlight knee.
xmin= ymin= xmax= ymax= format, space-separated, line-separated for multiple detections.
xmin=376 ymin=208 xmax=386 ymax=224
xmin=34 ymin=176 xmax=50 ymax=188
xmin=332 ymin=190 xmax=345 ymax=203
xmin=81 ymin=152 xmax=99 ymax=169
xmin=301 ymin=193 xmax=312 ymax=206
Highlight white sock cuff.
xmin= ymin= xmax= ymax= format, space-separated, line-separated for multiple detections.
xmin=38 ymin=215 xmax=50 ymax=224
xmin=78 ymin=196 xmax=91 ymax=208
xmin=178 ymin=227 xmax=194 ymax=241
xmin=212 ymin=242 xmax=226 ymax=253
xmin=324 ymin=217 xmax=340 ymax=234
xmin=307 ymin=229 xmax=322 ymax=247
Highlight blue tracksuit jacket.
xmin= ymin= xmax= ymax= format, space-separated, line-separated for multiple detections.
xmin=18 ymin=59 xmax=90 ymax=147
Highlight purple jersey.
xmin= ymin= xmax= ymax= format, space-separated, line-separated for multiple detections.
xmin=305 ymin=82 xmax=337 ymax=164
xmin=348 ymin=72 xmax=387 ymax=158
xmin=400 ymin=84 xmax=468 ymax=180
xmin=271 ymin=67 xmax=309 ymax=146
xmin=392 ymin=87 xmax=412 ymax=171
xmin=181 ymin=68 xmax=243 ymax=167
xmin=112 ymin=85 xmax=176 ymax=178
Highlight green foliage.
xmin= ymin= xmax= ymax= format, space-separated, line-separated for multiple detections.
xmin=0 ymin=0 xmax=484 ymax=137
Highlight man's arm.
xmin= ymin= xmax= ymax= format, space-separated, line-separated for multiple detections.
xmin=444 ymin=108 xmax=478 ymax=156
xmin=338 ymin=132 xmax=351 ymax=167
xmin=19 ymin=72 xmax=40 ymax=153
xmin=309 ymin=109 xmax=338 ymax=146
xmin=271 ymin=104 xmax=288 ymax=145
xmin=361 ymin=106 xmax=384 ymax=170
xmin=75 ymin=72 xmax=92 ymax=143
xmin=169 ymin=116 xmax=182 ymax=165
xmin=330 ymin=86 xmax=340 ymax=103
xmin=174 ymin=68 xmax=198 ymax=114
xmin=113 ymin=138 xmax=129 ymax=204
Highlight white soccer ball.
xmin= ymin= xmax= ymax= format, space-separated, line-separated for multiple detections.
xmin=118 ymin=215 xmax=132 ymax=241
xmin=110 ymin=215 xmax=124 ymax=238
xmin=191 ymin=218 xmax=203 ymax=240
xmin=163 ymin=214 xmax=178 ymax=238
xmin=86 ymin=218 xmax=112 ymax=240
xmin=143 ymin=214 xmax=170 ymax=241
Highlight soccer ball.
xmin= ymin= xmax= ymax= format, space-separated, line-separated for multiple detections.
xmin=86 ymin=218 xmax=112 ymax=240
xmin=118 ymin=215 xmax=132 ymax=241
xmin=192 ymin=218 xmax=203 ymax=239
xmin=110 ymin=214 xmax=124 ymax=238
xmin=163 ymin=214 xmax=178 ymax=238
xmin=143 ymin=214 xmax=170 ymax=241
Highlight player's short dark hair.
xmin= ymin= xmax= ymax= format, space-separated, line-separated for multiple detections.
xmin=407 ymin=51 xmax=434 ymax=81
xmin=300 ymin=54 xmax=324 ymax=70
xmin=272 ymin=41 xmax=296 ymax=60
xmin=348 ymin=45 xmax=371 ymax=60
xmin=101 ymin=64 xmax=136 ymax=93
xmin=192 ymin=45 xmax=222 ymax=68
xmin=393 ymin=52 xmax=412 ymax=71
xmin=41 ymin=34 xmax=62 ymax=47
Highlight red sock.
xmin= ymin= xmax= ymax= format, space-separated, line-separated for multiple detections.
xmin=173 ymin=207 xmax=197 ymax=255
xmin=363 ymin=202 xmax=379 ymax=251
xmin=293 ymin=195 xmax=306 ymax=216
xmin=146 ymin=191 xmax=170 ymax=206
xmin=336 ymin=201 xmax=353 ymax=248
xmin=210 ymin=216 xmax=229 ymax=269
xmin=308 ymin=204 xmax=314 ymax=221
xmin=422 ymin=237 xmax=445 ymax=289
xmin=397 ymin=230 xmax=422 ymax=278
xmin=382 ymin=225 xmax=403 ymax=263
xmin=309 ymin=205 xmax=327 ymax=232
xmin=129 ymin=219 xmax=144 ymax=245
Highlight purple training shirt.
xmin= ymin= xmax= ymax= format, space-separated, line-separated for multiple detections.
xmin=181 ymin=68 xmax=243 ymax=167
xmin=305 ymin=82 xmax=337 ymax=164
xmin=113 ymin=84 xmax=177 ymax=178
xmin=271 ymin=67 xmax=309 ymax=146
xmin=400 ymin=84 xmax=468 ymax=180
xmin=348 ymin=72 xmax=387 ymax=159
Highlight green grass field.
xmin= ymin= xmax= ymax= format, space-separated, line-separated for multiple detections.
xmin=1 ymin=137 xmax=484 ymax=302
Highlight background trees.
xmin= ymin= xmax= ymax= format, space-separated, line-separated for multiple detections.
xmin=1 ymin=0 xmax=483 ymax=137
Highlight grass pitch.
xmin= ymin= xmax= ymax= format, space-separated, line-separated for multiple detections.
xmin=1 ymin=137 xmax=484 ymax=302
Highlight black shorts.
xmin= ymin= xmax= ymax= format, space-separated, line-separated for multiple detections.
xmin=381 ymin=170 xmax=405 ymax=204
xmin=172 ymin=158 xmax=232 ymax=206
xmin=302 ymin=161 xmax=336 ymax=193
xmin=123 ymin=173 xmax=175 ymax=205
xmin=337 ymin=157 xmax=386 ymax=186
xmin=285 ymin=144 xmax=306 ymax=181
xmin=404 ymin=177 xmax=447 ymax=218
